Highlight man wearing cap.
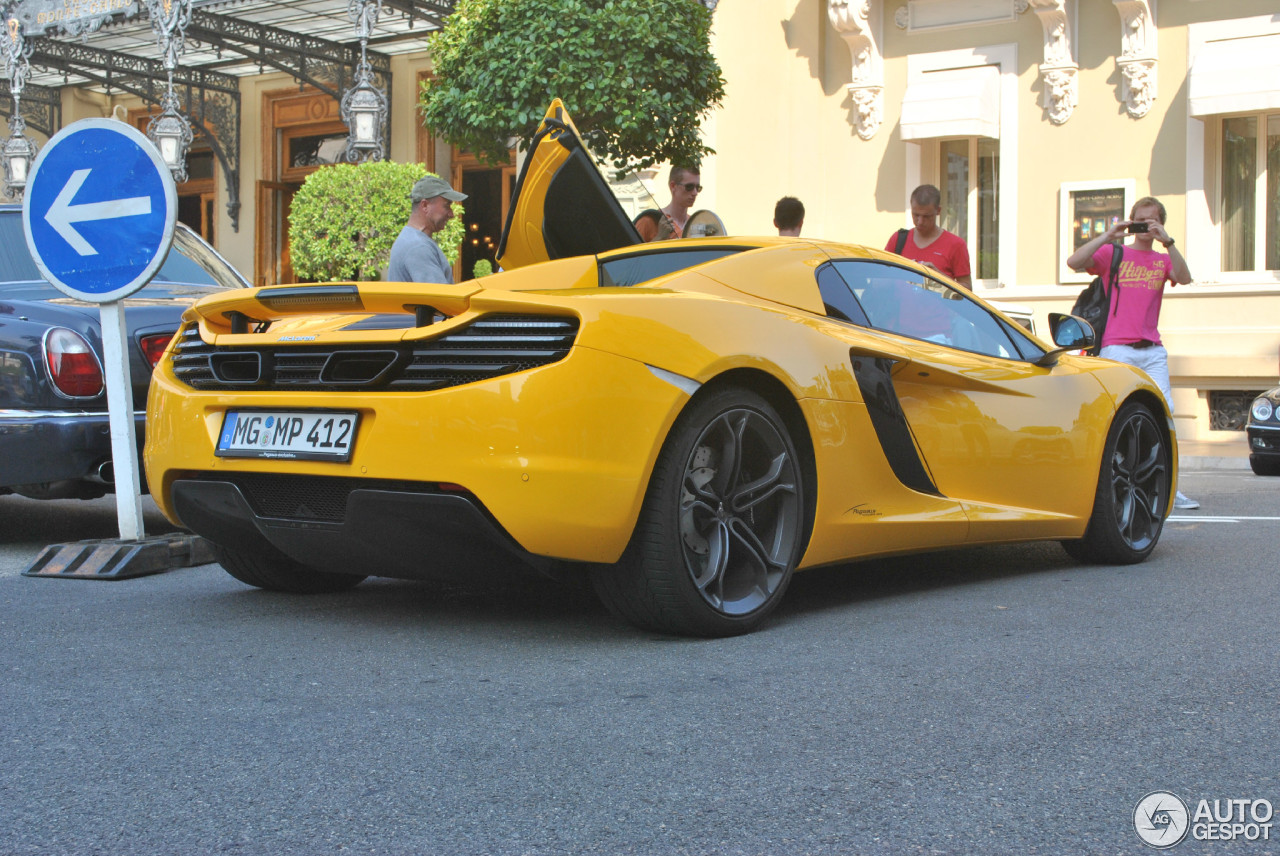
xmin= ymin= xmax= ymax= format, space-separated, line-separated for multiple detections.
xmin=387 ymin=175 xmax=467 ymax=284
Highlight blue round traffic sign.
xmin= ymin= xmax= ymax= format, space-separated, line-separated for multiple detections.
xmin=22 ymin=119 xmax=177 ymax=303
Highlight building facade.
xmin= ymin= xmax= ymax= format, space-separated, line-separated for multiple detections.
xmin=4 ymin=0 xmax=1279 ymax=446
xmin=703 ymin=0 xmax=1280 ymax=446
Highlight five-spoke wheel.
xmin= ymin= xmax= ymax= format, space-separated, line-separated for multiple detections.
xmin=593 ymin=388 xmax=807 ymax=636
xmin=1063 ymin=401 xmax=1171 ymax=564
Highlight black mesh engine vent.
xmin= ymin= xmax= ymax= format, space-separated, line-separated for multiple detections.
xmin=172 ymin=314 xmax=579 ymax=392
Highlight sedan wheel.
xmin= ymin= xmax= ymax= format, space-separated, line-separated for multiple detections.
xmin=1062 ymin=401 xmax=1170 ymax=564
xmin=593 ymin=388 xmax=806 ymax=637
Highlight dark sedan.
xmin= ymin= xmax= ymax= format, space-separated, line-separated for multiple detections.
xmin=0 ymin=203 xmax=248 ymax=500
xmin=1247 ymin=387 xmax=1280 ymax=476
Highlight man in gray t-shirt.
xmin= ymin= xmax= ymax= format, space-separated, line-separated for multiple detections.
xmin=387 ymin=175 xmax=468 ymax=283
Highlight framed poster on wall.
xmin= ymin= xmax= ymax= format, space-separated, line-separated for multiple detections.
xmin=1059 ymin=179 xmax=1136 ymax=283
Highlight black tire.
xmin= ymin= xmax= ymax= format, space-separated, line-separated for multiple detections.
xmin=1250 ymin=456 xmax=1280 ymax=477
xmin=213 ymin=543 xmax=367 ymax=594
xmin=1061 ymin=401 xmax=1171 ymax=564
xmin=592 ymin=388 xmax=806 ymax=637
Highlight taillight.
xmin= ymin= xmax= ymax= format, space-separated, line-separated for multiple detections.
xmin=140 ymin=332 xmax=174 ymax=369
xmin=44 ymin=328 xmax=103 ymax=398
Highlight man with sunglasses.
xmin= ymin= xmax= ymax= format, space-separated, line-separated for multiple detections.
xmin=635 ymin=165 xmax=702 ymax=242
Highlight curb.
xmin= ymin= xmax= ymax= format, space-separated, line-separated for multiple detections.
xmin=1180 ymin=455 xmax=1251 ymax=472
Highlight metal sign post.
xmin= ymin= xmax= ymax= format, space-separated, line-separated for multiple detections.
xmin=99 ymin=301 xmax=146 ymax=540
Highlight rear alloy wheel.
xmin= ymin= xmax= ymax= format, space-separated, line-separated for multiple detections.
xmin=1062 ymin=401 xmax=1170 ymax=564
xmin=213 ymin=543 xmax=367 ymax=594
xmin=593 ymin=388 xmax=806 ymax=637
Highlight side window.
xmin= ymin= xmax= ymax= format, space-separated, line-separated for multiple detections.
xmin=816 ymin=263 xmax=869 ymax=325
xmin=599 ymin=248 xmax=743 ymax=287
xmin=829 ymin=260 xmax=1025 ymax=360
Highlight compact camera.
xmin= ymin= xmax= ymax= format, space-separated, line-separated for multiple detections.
xmin=1127 ymin=222 xmax=1149 ymax=233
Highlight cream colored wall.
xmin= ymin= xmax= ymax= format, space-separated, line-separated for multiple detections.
xmin=706 ymin=1 xmax=1280 ymax=443
xmin=388 ymin=53 xmax=436 ymax=166
xmin=27 ymin=2 xmax=1278 ymax=443
xmin=704 ymin=0 xmax=903 ymax=243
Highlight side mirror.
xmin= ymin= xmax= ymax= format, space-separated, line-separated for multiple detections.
xmin=1036 ymin=313 xmax=1097 ymax=367
xmin=1048 ymin=313 xmax=1095 ymax=349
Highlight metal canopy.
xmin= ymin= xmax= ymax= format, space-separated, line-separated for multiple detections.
xmin=2 ymin=0 xmax=454 ymax=230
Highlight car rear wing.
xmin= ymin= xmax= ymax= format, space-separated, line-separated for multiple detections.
xmin=185 ymin=282 xmax=480 ymax=335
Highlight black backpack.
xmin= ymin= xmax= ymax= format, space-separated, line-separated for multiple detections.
xmin=1070 ymin=244 xmax=1124 ymax=356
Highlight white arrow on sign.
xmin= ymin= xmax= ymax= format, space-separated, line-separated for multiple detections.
xmin=44 ymin=168 xmax=153 ymax=257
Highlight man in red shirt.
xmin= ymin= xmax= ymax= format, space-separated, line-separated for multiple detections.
xmin=885 ymin=184 xmax=973 ymax=289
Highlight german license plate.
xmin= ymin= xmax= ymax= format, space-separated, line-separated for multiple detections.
xmin=216 ymin=410 xmax=358 ymax=461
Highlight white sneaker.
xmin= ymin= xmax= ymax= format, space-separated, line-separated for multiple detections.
xmin=1174 ymin=491 xmax=1200 ymax=510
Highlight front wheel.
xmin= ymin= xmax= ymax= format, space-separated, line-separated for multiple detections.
xmin=213 ymin=543 xmax=367 ymax=594
xmin=1250 ymin=456 xmax=1280 ymax=477
xmin=1061 ymin=401 xmax=1171 ymax=564
xmin=592 ymin=388 xmax=807 ymax=637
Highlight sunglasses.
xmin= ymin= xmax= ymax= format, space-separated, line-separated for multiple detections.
xmin=679 ymin=182 xmax=703 ymax=193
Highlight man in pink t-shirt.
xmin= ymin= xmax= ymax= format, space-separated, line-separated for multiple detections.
xmin=884 ymin=184 xmax=973 ymax=289
xmin=1066 ymin=195 xmax=1196 ymax=509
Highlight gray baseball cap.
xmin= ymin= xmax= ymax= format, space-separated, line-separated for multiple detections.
xmin=410 ymin=175 xmax=467 ymax=202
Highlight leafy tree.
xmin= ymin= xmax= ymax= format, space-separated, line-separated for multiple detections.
xmin=420 ymin=0 xmax=725 ymax=171
xmin=288 ymin=161 xmax=466 ymax=282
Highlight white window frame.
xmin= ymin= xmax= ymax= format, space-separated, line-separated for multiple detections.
xmin=1215 ymin=112 xmax=1278 ymax=275
xmin=1186 ymin=16 xmax=1280 ymax=284
xmin=1057 ymin=179 xmax=1136 ymax=284
xmin=904 ymin=44 xmax=1018 ymax=291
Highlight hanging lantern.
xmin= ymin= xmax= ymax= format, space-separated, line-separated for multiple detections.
xmin=2 ymin=120 xmax=38 ymax=196
xmin=341 ymin=0 xmax=387 ymax=162
xmin=143 ymin=0 xmax=194 ymax=182
xmin=147 ymin=91 xmax=193 ymax=183
xmin=342 ymin=74 xmax=386 ymax=156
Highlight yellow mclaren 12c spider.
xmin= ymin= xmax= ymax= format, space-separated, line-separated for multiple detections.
xmin=144 ymin=101 xmax=1177 ymax=637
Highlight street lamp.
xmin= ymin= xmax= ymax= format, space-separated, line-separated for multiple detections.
xmin=144 ymin=0 xmax=194 ymax=182
xmin=341 ymin=0 xmax=387 ymax=162
xmin=342 ymin=73 xmax=384 ymax=156
xmin=2 ymin=16 xmax=37 ymax=198
xmin=148 ymin=90 xmax=193 ymax=182
xmin=2 ymin=114 xmax=37 ymax=193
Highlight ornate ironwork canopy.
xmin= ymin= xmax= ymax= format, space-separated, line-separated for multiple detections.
xmin=1 ymin=0 xmax=454 ymax=227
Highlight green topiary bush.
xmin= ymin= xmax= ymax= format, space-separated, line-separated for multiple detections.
xmin=288 ymin=161 xmax=466 ymax=282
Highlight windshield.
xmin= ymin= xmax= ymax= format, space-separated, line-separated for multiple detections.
xmin=0 ymin=210 xmax=248 ymax=295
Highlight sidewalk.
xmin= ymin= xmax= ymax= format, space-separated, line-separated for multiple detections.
xmin=1178 ymin=438 xmax=1250 ymax=472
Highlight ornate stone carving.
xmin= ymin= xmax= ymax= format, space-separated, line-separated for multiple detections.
xmin=828 ymin=0 xmax=882 ymax=140
xmin=1043 ymin=67 xmax=1078 ymax=125
xmin=1030 ymin=0 xmax=1077 ymax=125
xmin=1113 ymin=0 xmax=1157 ymax=118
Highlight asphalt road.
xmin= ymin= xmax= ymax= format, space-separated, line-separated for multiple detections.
xmin=1 ymin=469 xmax=1277 ymax=855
